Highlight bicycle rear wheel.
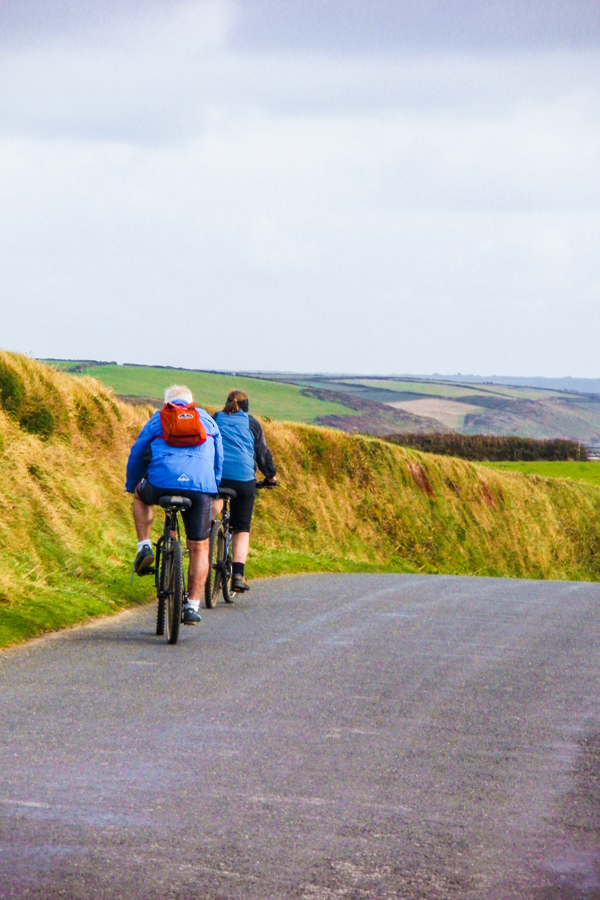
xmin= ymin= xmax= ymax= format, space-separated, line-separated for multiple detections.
xmin=204 ymin=521 xmax=221 ymax=609
xmin=220 ymin=531 xmax=235 ymax=604
xmin=155 ymin=537 xmax=165 ymax=636
xmin=166 ymin=542 xmax=183 ymax=645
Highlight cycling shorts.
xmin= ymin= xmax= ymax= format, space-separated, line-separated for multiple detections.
xmin=219 ymin=478 xmax=256 ymax=532
xmin=135 ymin=479 xmax=212 ymax=541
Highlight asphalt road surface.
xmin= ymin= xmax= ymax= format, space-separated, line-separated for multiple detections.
xmin=2 ymin=574 xmax=600 ymax=899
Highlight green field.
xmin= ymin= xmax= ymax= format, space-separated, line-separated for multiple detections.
xmin=480 ymin=460 xmax=600 ymax=488
xmin=344 ymin=378 xmax=567 ymax=401
xmin=338 ymin=378 xmax=485 ymax=399
xmin=47 ymin=364 xmax=358 ymax=424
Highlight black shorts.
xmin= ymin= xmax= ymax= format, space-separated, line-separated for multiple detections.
xmin=219 ymin=478 xmax=256 ymax=532
xmin=136 ymin=479 xmax=212 ymax=541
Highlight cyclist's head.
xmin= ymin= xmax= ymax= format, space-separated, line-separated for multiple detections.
xmin=224 ymin=390 xmax=249 ymax=414
xmin=164 ymin=384 xmax=193 ymax=405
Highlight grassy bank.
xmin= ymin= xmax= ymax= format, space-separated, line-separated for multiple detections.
xmin=248 ymin=422 xmax=600 ymax=582
xmin=0 ymin=352 xmax=152 ymax=647
xmin=2 ymin=353 xmax=600 ymax=648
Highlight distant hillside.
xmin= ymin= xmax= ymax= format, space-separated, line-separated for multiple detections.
xmin=288 ymin=376 xmax=600 ymax=442
xmin=40 ymin=361 xmax=600 ymax=442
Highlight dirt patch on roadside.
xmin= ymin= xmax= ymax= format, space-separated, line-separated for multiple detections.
xmin=407 ymin=461 xmax=435 ymax=497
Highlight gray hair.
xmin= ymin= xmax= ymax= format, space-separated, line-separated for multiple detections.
xmin=164 ymin=384 xmax=193 ymax=404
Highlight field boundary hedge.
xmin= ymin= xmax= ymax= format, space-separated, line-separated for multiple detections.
xmin=385 ymin=433 xmax=586 ymax=461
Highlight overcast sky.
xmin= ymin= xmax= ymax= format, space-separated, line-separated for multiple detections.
xmin=0 ymin=0 xmax=599 ymax=375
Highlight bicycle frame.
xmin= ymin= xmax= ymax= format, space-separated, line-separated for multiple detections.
xmin=220 ymin=503 xmax=234 ymax=560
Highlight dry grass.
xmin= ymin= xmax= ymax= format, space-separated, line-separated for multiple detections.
xmin=0 ymin=352 xmax=152 ymax=644
xmin=250 ymin=420 xmax=600 ymax=582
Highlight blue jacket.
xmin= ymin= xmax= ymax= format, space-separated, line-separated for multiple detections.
xmin=125 ymin=405 xmax=223 ymax=493
xmin=215 ymin=410 xmax=276 ymax=482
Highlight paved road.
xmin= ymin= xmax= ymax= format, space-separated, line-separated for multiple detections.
xmin=2 ymin=574 xmax=600 ymax=899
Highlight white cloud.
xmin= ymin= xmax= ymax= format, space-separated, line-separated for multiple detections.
xmin=0 ymin=0 xmax=598 ymax=374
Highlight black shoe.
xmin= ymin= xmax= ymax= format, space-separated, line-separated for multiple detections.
xmin=231 ymin=574 xmax=250 ymax=593
xmin=134 ymin=545 xmax=154 ymax=576
xmin=183 ymin=604 xmax=201 ymax=625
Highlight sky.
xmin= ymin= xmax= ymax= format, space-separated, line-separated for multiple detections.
xmin=0 ymin=0 xmax=599 ymax=376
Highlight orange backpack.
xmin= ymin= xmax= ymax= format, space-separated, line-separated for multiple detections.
xmin=160 ymin=402 xmax=207 ymax=448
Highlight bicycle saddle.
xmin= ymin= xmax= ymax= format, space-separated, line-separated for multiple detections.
xmin=159 ymin=495 xmax=192 ymax=510
xmin=217 ymin=487 xmax=237 ymax=500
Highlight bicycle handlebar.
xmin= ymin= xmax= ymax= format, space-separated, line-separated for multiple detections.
xmin=256 ymin=478 xmax=278 ymax=490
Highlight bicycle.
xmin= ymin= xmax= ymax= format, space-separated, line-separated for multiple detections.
xmin=154 ymin=494 xmax=191 ymax=645
xmin=204 ymin=479 xmax=276 ymax=609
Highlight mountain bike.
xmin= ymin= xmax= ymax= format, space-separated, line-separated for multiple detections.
xmin=204 ymin=479 xmax=276 ymax=609
xmin=154 ymin=494 xmax=191 ymax=645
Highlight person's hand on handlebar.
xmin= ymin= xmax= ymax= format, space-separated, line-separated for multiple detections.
xmin=257 ymin=476 xmax=278 ymax=489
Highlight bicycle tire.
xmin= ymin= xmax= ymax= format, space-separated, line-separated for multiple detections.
xmin=156 ymin=597 xmax=166 ymax=636
xmin=155 ymin=538 xmax=165 ymax=636
xmin=204 ymin=521 xmax=220 ymax=609
xmin=220 ymin=531 xmax=235 ymax=604
xmin=166 ymin=541 xmax=183 ymax=645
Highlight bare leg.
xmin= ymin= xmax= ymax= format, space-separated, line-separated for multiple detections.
xmin=232 ymin=531 xmax=250 ymax=564
xmin=133 ymin=488 xmax=154 ymax=541
xmin=211 ymin=498 xmax=223 ymax=521
xmin=187 ymin=538 xmax=209 ymax=603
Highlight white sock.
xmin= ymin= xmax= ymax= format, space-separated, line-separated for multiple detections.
xmin=187 ymin=599 xmax=199 ymax=612
xmin=137 ymin=540 xmax=152 ymax=552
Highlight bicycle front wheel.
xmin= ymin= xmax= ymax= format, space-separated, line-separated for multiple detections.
xmin=166 ymin=542 xmax=183 ymax=645
xmin=204 ymin=521 xmax=221 ymax=609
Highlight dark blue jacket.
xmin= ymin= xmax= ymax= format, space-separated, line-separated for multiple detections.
xmin=126 ymin=405 xmax=223 ymax=493
xmin=215 ymin=411 xmax=276 ymax=482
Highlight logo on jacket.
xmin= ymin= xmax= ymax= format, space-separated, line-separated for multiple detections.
xmin=178 ymin=473 xmax=190 ymax=482
xmin=178 ymin=413 xmax=194 ymax=420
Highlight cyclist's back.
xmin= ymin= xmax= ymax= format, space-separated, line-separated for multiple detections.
xmin=215 ymin=410 xmax=269 ymax=482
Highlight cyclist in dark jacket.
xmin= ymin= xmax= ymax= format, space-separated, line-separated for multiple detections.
xmin=213 ymin=390 xmax=276 ymax=592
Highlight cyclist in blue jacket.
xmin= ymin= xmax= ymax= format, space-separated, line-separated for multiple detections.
xmin=213 ymin=390 xmax=276 ymax=593
xmin=125 ymin=384 xmax=223 ymax=624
